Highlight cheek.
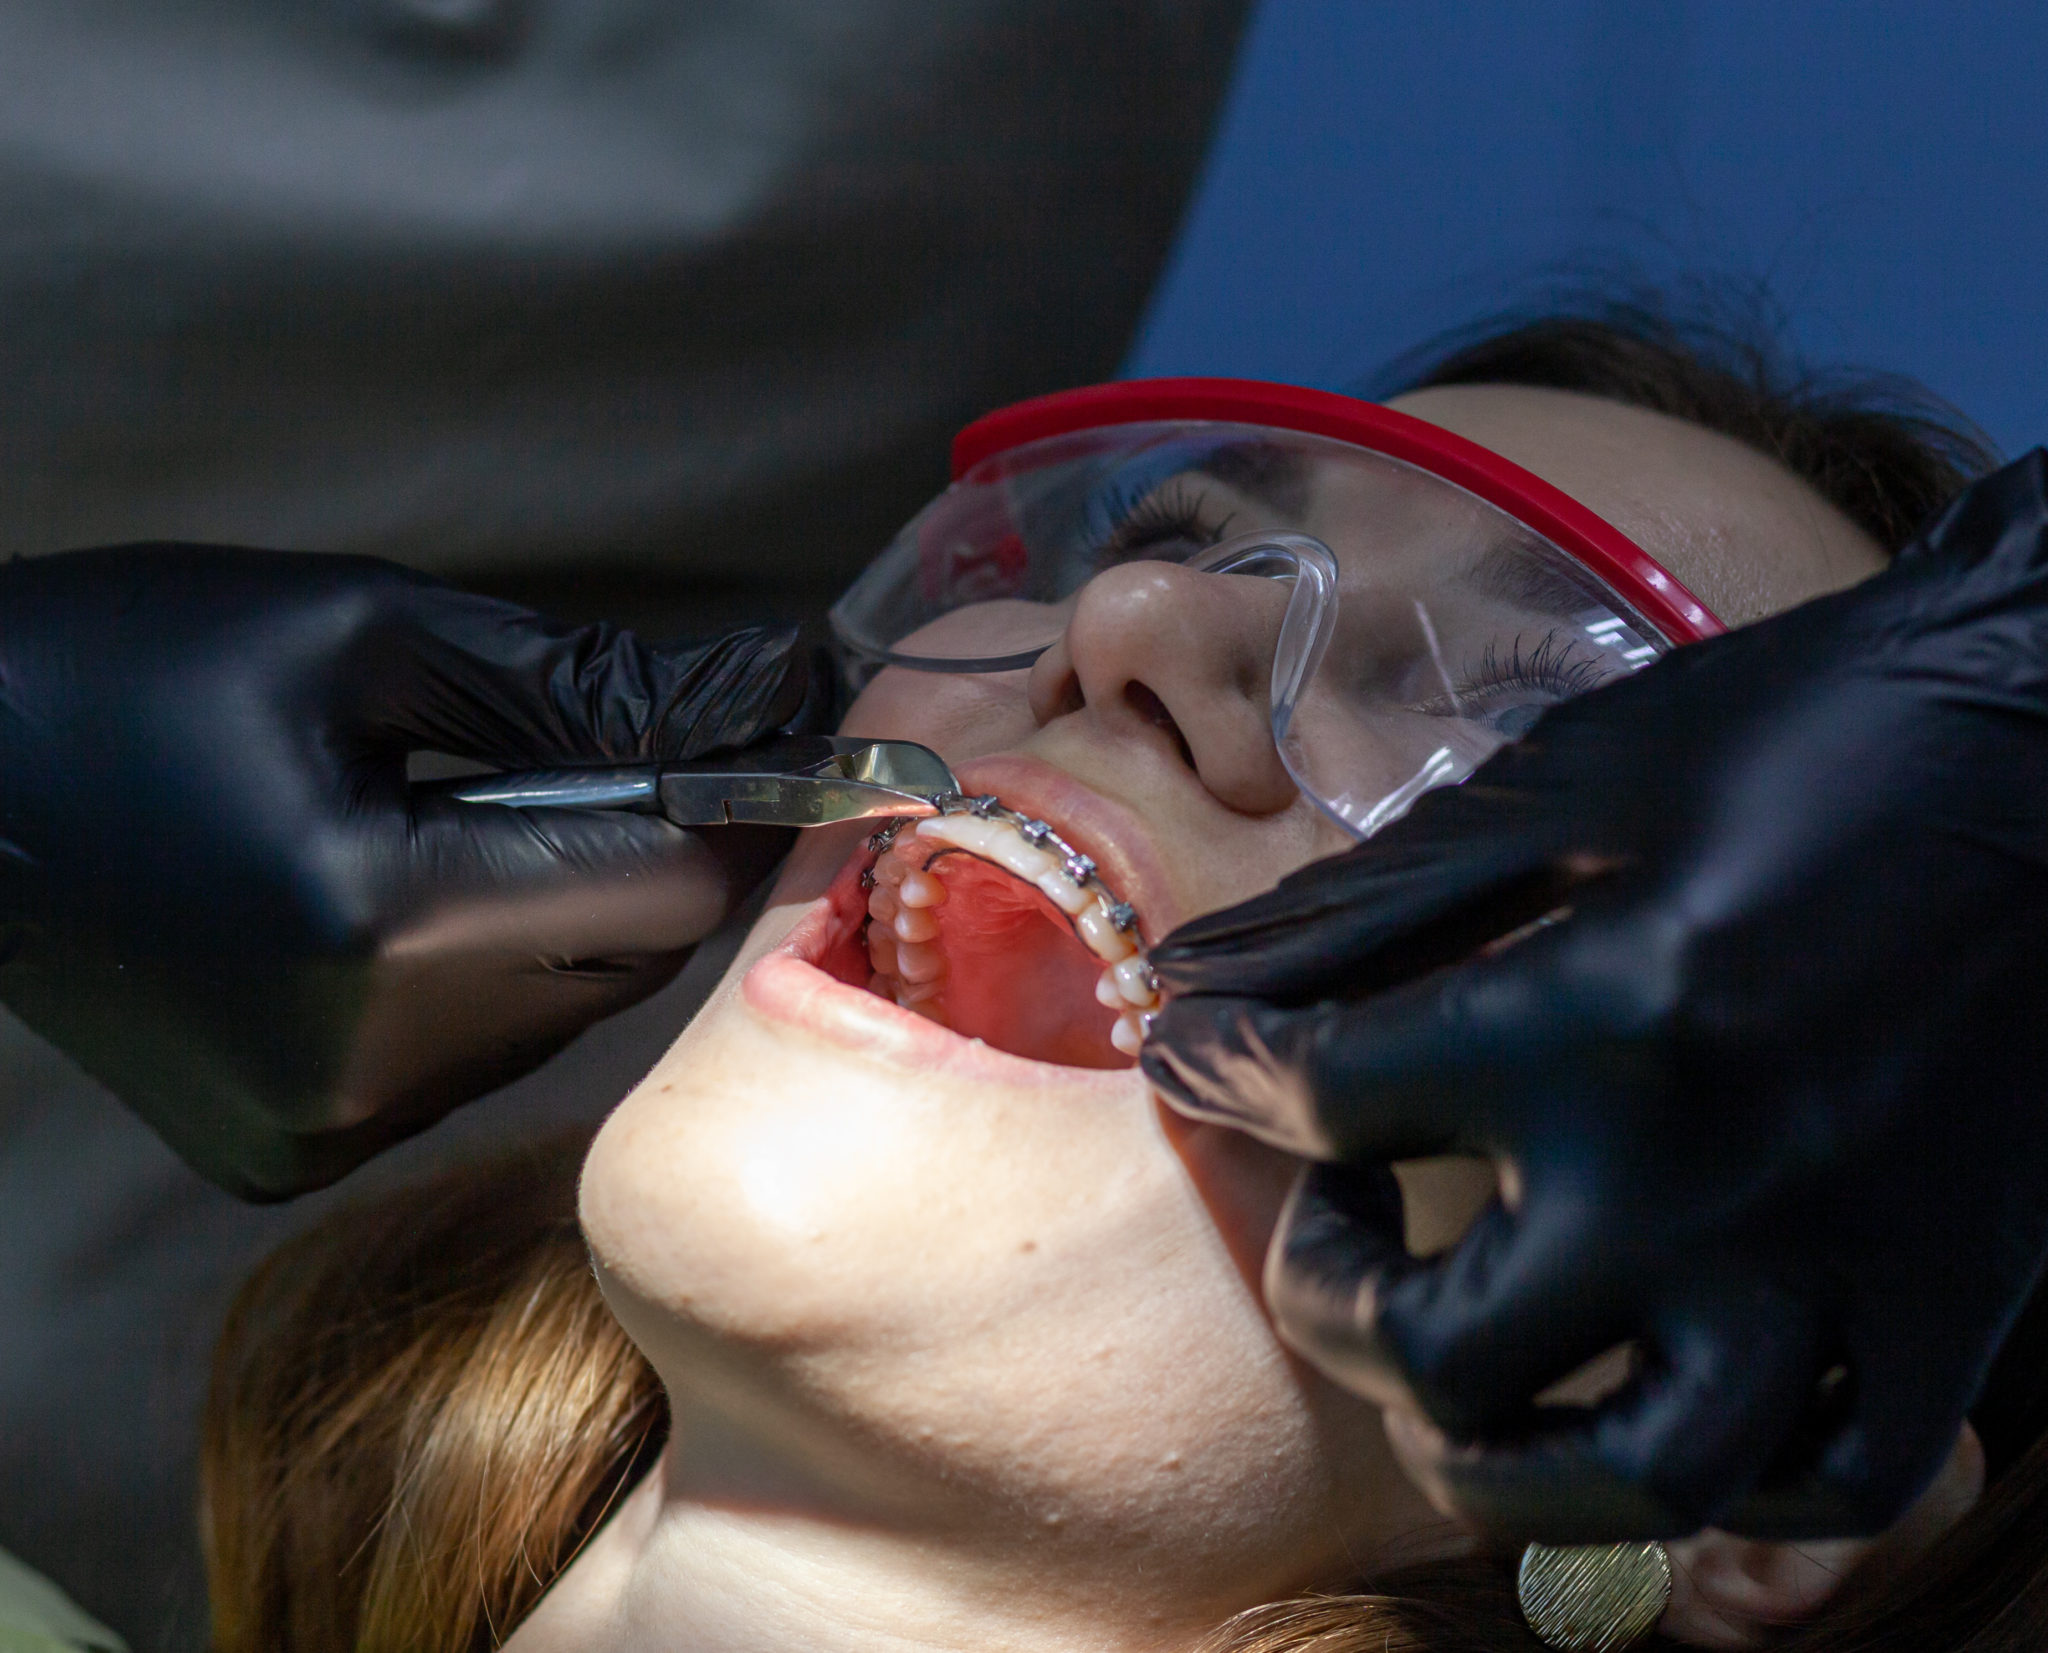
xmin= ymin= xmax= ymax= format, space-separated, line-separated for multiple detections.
xmin=838 ymin=666 xmax=1037 ymax=763
xmin=1148 ymin=789 xmax=1349 ymax=924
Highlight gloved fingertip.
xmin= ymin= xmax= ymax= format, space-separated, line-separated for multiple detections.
xmin=1141 ymin=996 xmax=1337 ymax=1157
xmin=1898 ymin=447 xmax=2048 ymax=579
xmin=1262 ymin=1164 xmax=1428 ymax=1411
xmin=1143 ymin=908 xmax=1345 ymax=1001
xmin=772 ymin=642 xmax=840 ymax=736
xmin=1277 ymin=1161 xmax=1409 ymax=1281
xmin=1138 ymin=1020 xmax=1251 ymax=1128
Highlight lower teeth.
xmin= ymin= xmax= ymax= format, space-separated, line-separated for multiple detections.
xmin=861 ymin=795 xmax=1158 ymax=1059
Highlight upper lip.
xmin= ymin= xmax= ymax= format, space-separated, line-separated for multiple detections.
xmin=946 ymin=752 xmax=1183 ymax=945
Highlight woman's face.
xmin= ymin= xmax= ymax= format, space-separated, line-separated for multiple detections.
xmin=576 ymin=386 xmax=1887 ymax=1636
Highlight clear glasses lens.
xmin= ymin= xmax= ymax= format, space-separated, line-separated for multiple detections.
xmin=830 ymin=422 xmax=1672 ymax=837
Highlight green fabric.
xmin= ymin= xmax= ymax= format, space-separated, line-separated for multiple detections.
xmin=0 ymin=1550 xmax=125 ymax=1653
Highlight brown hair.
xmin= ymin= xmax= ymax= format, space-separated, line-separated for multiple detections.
xmin=201 ymin=1137 xmax=664 ymax=1653
xmin=203 ymin=309 xmax=2019 ymax=1649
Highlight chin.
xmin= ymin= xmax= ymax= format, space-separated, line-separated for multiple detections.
xmin=575 ymin=769 xmax=1397 ymax=1602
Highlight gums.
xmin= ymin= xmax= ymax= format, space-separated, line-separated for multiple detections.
xmin=819 ymin=795 xmax=1161 ymax=1070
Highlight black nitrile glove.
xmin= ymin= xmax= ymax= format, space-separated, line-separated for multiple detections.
xmin=0 ymin=545 xmax=813 ymax=1199
xmin=1143 ymin=452 xmax=2048 ymax=1544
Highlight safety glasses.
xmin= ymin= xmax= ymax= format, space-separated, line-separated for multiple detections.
xmin=831 ymin=378 xmax=1722 ymax=838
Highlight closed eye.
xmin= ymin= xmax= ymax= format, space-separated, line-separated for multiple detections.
xmin=1091 ymin=478 xmax=1235 ymax=567
xmin=1411 ymin=631 xmax=1619 ymax=736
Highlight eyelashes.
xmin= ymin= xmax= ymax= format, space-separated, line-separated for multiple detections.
xmin=1412 ymin=630 xmax=1620 ymax=735
xmin=1092 ymin=479 xmax=1234 ymax=565
xmin=1457 ymin=632 xmax=1615 ymax=705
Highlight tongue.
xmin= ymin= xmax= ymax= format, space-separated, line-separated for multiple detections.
xmin=916 ymin=853 xmax=1125 ymax=1069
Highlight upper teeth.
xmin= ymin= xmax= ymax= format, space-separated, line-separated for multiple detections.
xmin=862 ymin=794 xmax=1160 ymax=1057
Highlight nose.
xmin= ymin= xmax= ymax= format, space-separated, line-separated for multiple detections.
xmin=1026 ymin=561 xmax=1299 ymax=815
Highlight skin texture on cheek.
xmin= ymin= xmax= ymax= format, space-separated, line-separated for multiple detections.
xmin=840 ymin=667 xmax=1039 ymax=774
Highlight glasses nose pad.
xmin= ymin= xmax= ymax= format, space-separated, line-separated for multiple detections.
xmin=1189 ymin=530 xmax=1341 ymax=801
xmin=1193 ymin=532 xmax=1513 ymax=840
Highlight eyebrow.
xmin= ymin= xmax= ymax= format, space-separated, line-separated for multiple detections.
xmin=1461 ymin=537 xmax=1605 ymax=614
xmin=1192 ymin=440 xmax=1312 ymax=517
xmin=1184 ymin=444 xmax=1615 ymax=618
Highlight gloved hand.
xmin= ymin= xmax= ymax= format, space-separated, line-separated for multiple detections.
xmin=0 ymin=545 xmax=814 ymax=1199
xmin=1143 ymin=452 xmax=2048 ymax=1544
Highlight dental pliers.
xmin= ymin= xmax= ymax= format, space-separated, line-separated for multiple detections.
xmin=427 ymin=735 xmax=961 ymax=828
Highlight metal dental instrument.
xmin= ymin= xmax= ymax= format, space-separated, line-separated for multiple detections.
xmin=429 ymin=736 xmax=960 ymax=828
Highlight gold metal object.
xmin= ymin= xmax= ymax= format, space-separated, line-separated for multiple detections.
xmin=1516 ymin=1541 xmax=1672 ymax=1651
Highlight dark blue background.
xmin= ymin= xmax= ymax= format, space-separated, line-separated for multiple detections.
xmin=1130 ymin=0 xmax=2045 ymax=458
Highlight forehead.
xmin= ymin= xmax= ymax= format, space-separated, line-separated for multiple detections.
xmin=1384 ymin=384 xmax=1887 ymax=625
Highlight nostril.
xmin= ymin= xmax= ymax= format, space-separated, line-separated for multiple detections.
xmin=1124 ymin=683 xmax=1195 ymax=770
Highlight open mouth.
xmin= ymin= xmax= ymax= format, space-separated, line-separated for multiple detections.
xmin=811 ymin=793 xmax=1161 ymax=1070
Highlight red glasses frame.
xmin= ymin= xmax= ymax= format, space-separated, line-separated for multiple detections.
xmin=953 ymin=377 xmax=1725 ymax=644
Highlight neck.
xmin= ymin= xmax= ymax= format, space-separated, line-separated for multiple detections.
xmin=510 ymin=1393 xmax=1216 ymax=1653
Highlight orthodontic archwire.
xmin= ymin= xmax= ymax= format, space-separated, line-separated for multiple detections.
xmin=861 ymin=793 xmax=1158 ymax=1000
